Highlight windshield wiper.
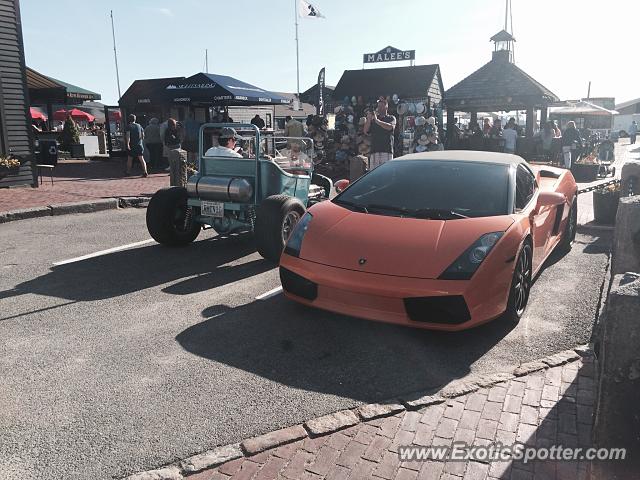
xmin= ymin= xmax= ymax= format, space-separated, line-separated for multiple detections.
xmin=333 ymin=199 xmax=368 ymax=213
xmin=365 ymin=204 xmax=469 ymax=220
xmin=409 ymin=208 xmax=469 ymax=220
xmin=365 ymin=203 xmax=409 ymax=215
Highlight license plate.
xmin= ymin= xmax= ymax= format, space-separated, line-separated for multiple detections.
xmin=201 ymin=201 xmax=224 ymax=218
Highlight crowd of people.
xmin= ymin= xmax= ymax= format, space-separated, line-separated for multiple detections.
xmin=448 ymin=116 xmax=587 ymax=168
xmin=119 ymin=104 xmax=627 ymax=186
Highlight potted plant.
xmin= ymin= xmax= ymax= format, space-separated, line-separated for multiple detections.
xmin=571 ymin=150 xmax=599 ymax=182
xmin=0 ymin=155 xmax=20 ymax=180
xmin=60 ymin=116 xmax=84 ymax=158
xmin=593 ymin=182 xmax=620 ymax=225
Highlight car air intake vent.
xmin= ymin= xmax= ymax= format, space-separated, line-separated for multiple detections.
xmin=540 ymin=170 xmax=561 ymax=179
xmin=279 ymin=267 xmax=318 ymax=301
xmin=403 ymin=295 xmax=471 ymax=324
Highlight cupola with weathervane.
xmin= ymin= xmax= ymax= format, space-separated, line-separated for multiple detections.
xmin=490 ymin=29 xmax=515 ymax=63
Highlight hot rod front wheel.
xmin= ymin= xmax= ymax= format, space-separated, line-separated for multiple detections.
xmin=255 ymin=194 xmax=305 ymax=262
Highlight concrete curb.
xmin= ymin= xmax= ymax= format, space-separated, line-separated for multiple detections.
xmin=0 ymin=196 xmax=150 ymax=224
xmin=121 ymin=345 xmax=593 ymax=479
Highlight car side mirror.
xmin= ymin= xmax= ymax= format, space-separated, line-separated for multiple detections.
xmin=334 ymin=179 xmax=350 ymax=194
xmin=535 ymin=191 xmax=565 ymax=210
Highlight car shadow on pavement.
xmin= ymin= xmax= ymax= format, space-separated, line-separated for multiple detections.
xmin=538 ymin=229 xmax=612 ymax=273
xmin=175 ymin=295 xmax=516 ymax=403
xmin=0 ymin=234 xmax=267 ymax=305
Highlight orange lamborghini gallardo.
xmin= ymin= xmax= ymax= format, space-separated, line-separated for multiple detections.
xmin=279 ymin=151 xmax=578 ymax=331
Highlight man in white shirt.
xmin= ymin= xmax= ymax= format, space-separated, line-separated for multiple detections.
xmin=503 ymin=125 xmax=518 ymax=154
xmin=205 ymin=127 xmax=243 ymax=157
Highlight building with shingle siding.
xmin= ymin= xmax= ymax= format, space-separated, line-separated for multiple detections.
xmin=0 ymin=0 xmax=35 ymax=187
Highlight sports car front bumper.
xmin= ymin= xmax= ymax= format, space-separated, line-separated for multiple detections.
xmin=279 ymin=254 xmax=513 ymax=331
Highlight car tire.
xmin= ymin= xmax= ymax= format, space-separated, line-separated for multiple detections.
xmin=255 ymin=195 xmax=306 ymax=262
xmin=558 ymin=199 xmax=578 ymax=252
xmin=146 ymin=187 xmax=201 ymax=246
xmin=504 ymin=242 xmax=533 ymax=324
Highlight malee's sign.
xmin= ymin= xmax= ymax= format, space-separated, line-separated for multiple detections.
xmin=363 ymin=46 xmax=415 ymax=64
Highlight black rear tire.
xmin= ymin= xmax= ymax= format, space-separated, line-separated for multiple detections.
xmin=504 ymin=243 xmax=532 ymax=324
xmin=559 ymin=199 xmax=577 ymax=252
xmin=255 ymin=194 xmax=305 ymax=262
xmin=146 ymin=187 xmax=200 ymax=246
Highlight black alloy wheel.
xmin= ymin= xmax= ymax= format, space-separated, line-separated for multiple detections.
xmin=505 ymin=242 xmax=533 ymax=323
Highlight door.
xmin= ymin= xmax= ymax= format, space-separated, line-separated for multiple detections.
xmin=104 ymin=106 xmax=126 ymax=157
xmin=515 ymin=164 xmax=549 ymax=272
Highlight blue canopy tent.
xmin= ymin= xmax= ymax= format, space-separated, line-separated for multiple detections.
xmin=163 ymin=73 xmax=290 ymax=107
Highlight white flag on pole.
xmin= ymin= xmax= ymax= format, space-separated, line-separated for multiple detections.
xmin=299 ymin=0 xmax=325 ymax=18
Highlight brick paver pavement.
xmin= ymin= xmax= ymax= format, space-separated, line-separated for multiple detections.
xmin=184 ymin=355 xmax=596 ymax=480
xmin=0 ymin=159 xmax=168 ymax=213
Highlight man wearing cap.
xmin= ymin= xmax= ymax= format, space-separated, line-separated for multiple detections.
xmin=364 ymin=97 xmax=397 ymax=168
xmin=205 ymin=127 xmax=243 ymax=158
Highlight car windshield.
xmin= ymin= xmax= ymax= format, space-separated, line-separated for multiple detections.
xmin=333 ymin=159 xmax=510 ymax=219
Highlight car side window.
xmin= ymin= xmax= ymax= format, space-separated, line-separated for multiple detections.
xmin=515 ymin=165 xmax=536 ymax=211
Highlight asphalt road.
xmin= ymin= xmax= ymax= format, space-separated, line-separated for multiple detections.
xmin=0 ymin=207 xmax=611 ymax=479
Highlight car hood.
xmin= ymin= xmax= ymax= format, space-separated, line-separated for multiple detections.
xmin=300 ymin=201 xmax=515 ymax=279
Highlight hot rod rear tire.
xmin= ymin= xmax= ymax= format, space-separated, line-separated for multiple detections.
xmin=146 ymin=187 xmax=201 ymax=246
xmin=255 ymin=195 xmax=305 ymax=262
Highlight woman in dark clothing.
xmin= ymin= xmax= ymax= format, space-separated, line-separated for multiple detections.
xmin=561 ymin=121 xmax=582 ymax=169
xmin=164 ymin=118 xmax=182 ymax=150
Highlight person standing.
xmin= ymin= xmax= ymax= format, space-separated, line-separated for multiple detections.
xmin=144 ymin=118 xmax=162 ymax=172
xmin=125 ymin=114 xmax=148 ymax=177
xmin=483 ymin=118 xmax=493 ymax=135
xmin=561 ymin=121 xmax=582 ymax=169
xmin=164 ymin=118 xmax=185 ymax=186
xmin=503 ymin=124 xmax=518 ymax=154
xmin=629 ymin=120 xmax=637 ymax=145
xmin=284 ymin=115 xmax=304 ymax=138
xmin=250 ymin=114 xmax=266 ymax=130
xmin=363 ymin=97 xmax=396 ymax=168
xmin=540 ymin=121 xmax=555 ymax=160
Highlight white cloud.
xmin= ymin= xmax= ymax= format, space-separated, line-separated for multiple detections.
xmin=157 ymin=7 xmax=173 ymax=17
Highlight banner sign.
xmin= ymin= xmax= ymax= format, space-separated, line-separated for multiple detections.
xmin=317 ymin=67 xmax=325 ymax=116
xmin=363 ymin=46 xmax=415 ymax=64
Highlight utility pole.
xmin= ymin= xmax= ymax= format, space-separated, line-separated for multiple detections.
xmin=110 ymin=10 xmax=122 ymax=99
xmin=587 ymin=81 xmax=591 ymax=99
xmin=294 ymin=0 xmax=300 ymax=108
xmin=205 ymin=49 xmax=209 ymax=73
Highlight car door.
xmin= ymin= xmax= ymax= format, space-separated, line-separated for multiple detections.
xmin=515 ymin=164 xmax=550 ymax=273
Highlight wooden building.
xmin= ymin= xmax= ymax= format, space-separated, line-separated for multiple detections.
xmin=445 ymin=30 xmax=559 ymax=140
xmin=27 ymin=66 xmax=101 ymax=129
xmin=0 ymin=0 xmax=34 ymax=187
xmin=332 ymin=64 xmax=444 ymax=109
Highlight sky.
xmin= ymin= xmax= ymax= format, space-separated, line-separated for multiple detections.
xmin=20 ymin=0 xmax=640 ymax=106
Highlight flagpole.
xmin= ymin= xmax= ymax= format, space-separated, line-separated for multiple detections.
xmin=110 ymin=10 xmax=122 ymax=100
xmin=294 ymin=0 xmax=300 ymax=105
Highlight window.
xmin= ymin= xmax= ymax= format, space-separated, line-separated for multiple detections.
xmin=515 ymin=164 xmax=536 ymax=211
xmin=333 ymin=160 xmax=510 ymax=218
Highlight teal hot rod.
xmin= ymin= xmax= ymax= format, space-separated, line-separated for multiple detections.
xmin=146 ymin=123 xmax=332 ymax=261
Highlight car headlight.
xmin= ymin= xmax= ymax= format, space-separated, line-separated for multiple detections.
xmin=439 ymin=231 xmax=504 ymax=280
xmin=284 ymin=212 xmax=313 ymax=257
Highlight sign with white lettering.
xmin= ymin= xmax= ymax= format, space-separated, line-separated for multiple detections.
xmin=363 ymin=46 xmax=415 ymax=64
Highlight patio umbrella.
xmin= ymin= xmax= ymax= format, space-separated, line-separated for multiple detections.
xmin=29 ymin=107 xmax=47 ymax=121
xmin=53 ymin=109 xmax=68 ymax=121
xmin=67 ymin=108 xmax=95 ymax=122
